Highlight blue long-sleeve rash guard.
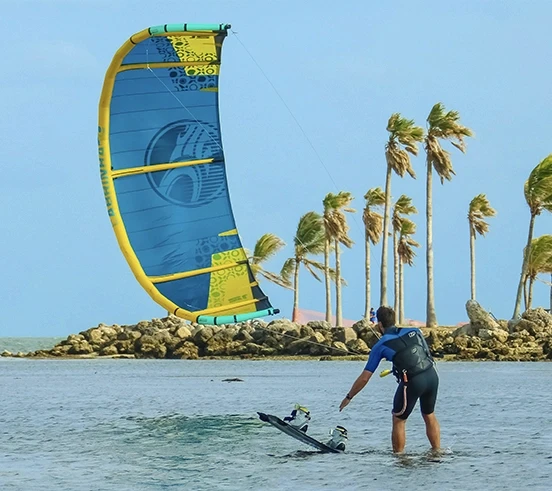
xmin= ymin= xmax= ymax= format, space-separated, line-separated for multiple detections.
xmin=364 ymin=327 xmax=428 ymax=373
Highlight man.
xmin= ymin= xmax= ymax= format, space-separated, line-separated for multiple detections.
xmin=369 ymin=307 xmax=377 ymax=324
xmin=339 ymin=306 xmax=440 ymax=453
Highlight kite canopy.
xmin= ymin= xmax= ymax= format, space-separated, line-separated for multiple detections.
xmin=98 ymin=24 xmax=278 ymax=324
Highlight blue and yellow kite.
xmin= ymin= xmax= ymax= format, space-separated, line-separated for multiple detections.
xmin=98 ymin=24 xmax=278 ymax=324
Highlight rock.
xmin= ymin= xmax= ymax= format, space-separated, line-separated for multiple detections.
xmin=306 ymin=320 xmax=332 ymax=330
xmin=234 ymin=329 xmax=254 ymax=343
xmin=245 ymin=343 xmax=262 ymax=355
xmin=175 ymin=326 xmax=192 ymax=340
xmin=99 ymin=345 xmax=119 ymax=356
xmin=299 ymin=326 xmax=315 ymax=338
xmin=306 ymin=333 xmax=331 ymax=356
xmin=357 ymin=326 xmax=380 ymax=348
xmin=351 ymin=318 xmax=373 ymax=334
xmin=135 ymin=335 xmax=167 ymax=358
xmin=193 ymin=326 xmax=215 ymax=347
xmin=330 ymin=341 xmax=349 ymax=356
xmin=492 ymin=329 xmax=509 ymax=344
xmin=465 ymin=300 xmax=500 ymax=333
xmin=286 ymin=337 xmax=312 ymax=355
xmin=346 ymin=338 xmax=370 ymax=355
xmin=172 ymin=342 xmax=199 ymax=359
xmin=334 ymin=327 xmax=357 ymax=345
xmin=452 ymin=323 xmax=478 ymax=337
xmin=114 ymin=340 xmax=135 ymax=355
xmin=67 ymin=340 xmax=93 ymax=355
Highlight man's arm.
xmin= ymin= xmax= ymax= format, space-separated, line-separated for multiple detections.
xmin=339 ymin=370 xmax=373 ymax=411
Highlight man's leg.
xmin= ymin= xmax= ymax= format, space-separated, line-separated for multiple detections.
xmin=392 ymin=415 xmax=407 ymax=453
xmin=422 ymin=412 xmax=440 ymax=450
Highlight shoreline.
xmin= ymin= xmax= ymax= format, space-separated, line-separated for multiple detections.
xmin=2 ymin=304 xmax=552 ymax=363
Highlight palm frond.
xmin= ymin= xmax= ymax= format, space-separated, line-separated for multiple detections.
xmin=303 ymin=258 xmax=324 ymax=282
xmin=399 ymin=218 xmax=417 ymax=236
xmin=280 ymin=258 xmax=296 ymax=284
xmin=252 ymin=233 xmax=286 ymax=264
xmin=397 ymin=218 xmax=419 ymax=266
xmin=295 ymin=211 xmax=325 ymax=256
xmin=525 ymin=235 xmax=552 ymax=278
xmin=363 ymin=208 xmax=383 ymax=244
xmin=386 ymin=113 xmax=424 ymax=179
xmin=363 ymin=187 xmax=385 ymax=206
xmin=468 ymin=194 xmax=496 ymax=238
xmin=525 ymin=154 xmax=552 ymax=214
xmin=392 ymin=195 xmax=417 ymax=231
xmin=256 ymin=268 xmax=294 ymax=290
xmin=426 ymin=103 xmax=474 ymax=183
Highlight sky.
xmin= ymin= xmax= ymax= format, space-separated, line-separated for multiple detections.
xmin=1 ymin=0 xmax=551 ymax=336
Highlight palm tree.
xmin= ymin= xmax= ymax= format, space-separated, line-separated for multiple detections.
xmin=523 ymin=235 xmax=552 ymax=309
xmin=424 ymin=103 xmax=473 ymax=327
xmin=397 ymin=218 xmax=419 ymax=324
xmin=322 ymin=192 xmax=354 ymax=323
xmin=513 ymin=155 xmax=552 ymax=319
xmin=381 ymin=114 xmax=424 ymax=307
xmin=281 ymin=211 xmax=326 ymax=322
xmin=323 ymin=192 xmax=355 ymax=327
xmin=362 ymin=187 xmax=385 ymax=318
xmin=248 ymin=233 xmax=292 ymax=289
xmin=468 ymin=194 xmax=496 ymax=300
xmin=392 ymin=195 xmax=417 ymax=314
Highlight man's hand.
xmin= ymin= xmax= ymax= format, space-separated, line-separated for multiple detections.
xmin=339 ymin=397 xmax=351 ymax=412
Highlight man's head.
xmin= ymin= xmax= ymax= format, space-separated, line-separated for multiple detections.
xmin=376 ymin=306 xmax=396 ymax=330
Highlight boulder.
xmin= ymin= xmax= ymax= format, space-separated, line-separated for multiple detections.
xmin=334 ymin=327 xmax=357 ymax=345
xmin=330 ymin=341 xmax=349 ymax=356
xmin=465 ymin=300 xmax=500 ymax=334
xmin=346 ymin=338 xmax=370 ymax=355
xmin=172 ymin=342 xmax=199 ymax=359
xmin=175 ymin=326 xmax=193 ymax=340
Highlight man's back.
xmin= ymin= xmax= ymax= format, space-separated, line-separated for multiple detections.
xmin=365 ymin=327 xmax=432 ymax=374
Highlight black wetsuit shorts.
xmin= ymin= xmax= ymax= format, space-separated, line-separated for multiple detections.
xmin=392 ymin=365 xmax=439 ymax=420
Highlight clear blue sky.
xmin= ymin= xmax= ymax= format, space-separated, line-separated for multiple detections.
xmin=2 ymin=0 xmax=551 ymax=336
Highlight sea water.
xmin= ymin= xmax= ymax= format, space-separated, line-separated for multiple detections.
xmin=0 ymin=349 xmax=551 ymax=490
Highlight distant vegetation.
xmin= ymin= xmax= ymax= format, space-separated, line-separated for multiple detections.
xmin=248 ymin=103 xmax=552 ymax=326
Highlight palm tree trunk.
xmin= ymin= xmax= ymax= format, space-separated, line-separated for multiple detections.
xmin=399 ymin=259 xmax=404 ymax=324
xmin=470 ymin=225 xmax=476 ymax=300
xmin=324 ymin=237 xmax=331 ymax=322
xmin=523 ymin=279 xmax=528 ymax=310
xmin=528 ymin=277 xmax=535 ymax=309
xmin=364 ymin=234 xmax=371 ymax=319
xmin=292 ymin=260 xmax=300 ymax=322
xmin=513 ymin=213 xmax=536 ymax=318
xmin=393 ymin=230 xmax=399 ymax=313
xmin=380 ymin=164 xmax=392 ymax=306
xmin=550 ymin=273 xmax=552 ymax=312
xmin=426 ymin=159 xmax=438 ymax=327
xmin=335 ymin=240 xmax=342 ymax=327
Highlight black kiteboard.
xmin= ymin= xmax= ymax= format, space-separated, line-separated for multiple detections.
xmin=257 ymin=412 xmax=342 ymax=453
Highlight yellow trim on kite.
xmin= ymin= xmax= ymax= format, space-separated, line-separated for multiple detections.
xmin=149 ymin=261 xmax=246 ymax=284
xmin=99 ymin=26 xmax=227 ymax=322
xmin=219 ymin=229 xmax=238 ymax=236
xmin=129 ymin=28 xmax=224 ymax=45
xmin=118 ymin=61 xmax=220 ymax=73
xmin=112 ymin=158 xmax=214 ymax=179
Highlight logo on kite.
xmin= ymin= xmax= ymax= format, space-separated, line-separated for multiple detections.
xmin=144 ymin=119 xmax=225 ymax=208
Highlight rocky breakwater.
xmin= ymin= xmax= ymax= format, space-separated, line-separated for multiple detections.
xmin=425 ymin=301 xmax=552 ymax=361
xmin=13 ymin=316 xmax=379 ymax=360
xmin=4 ymin=301 xmax=552 ymax=361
